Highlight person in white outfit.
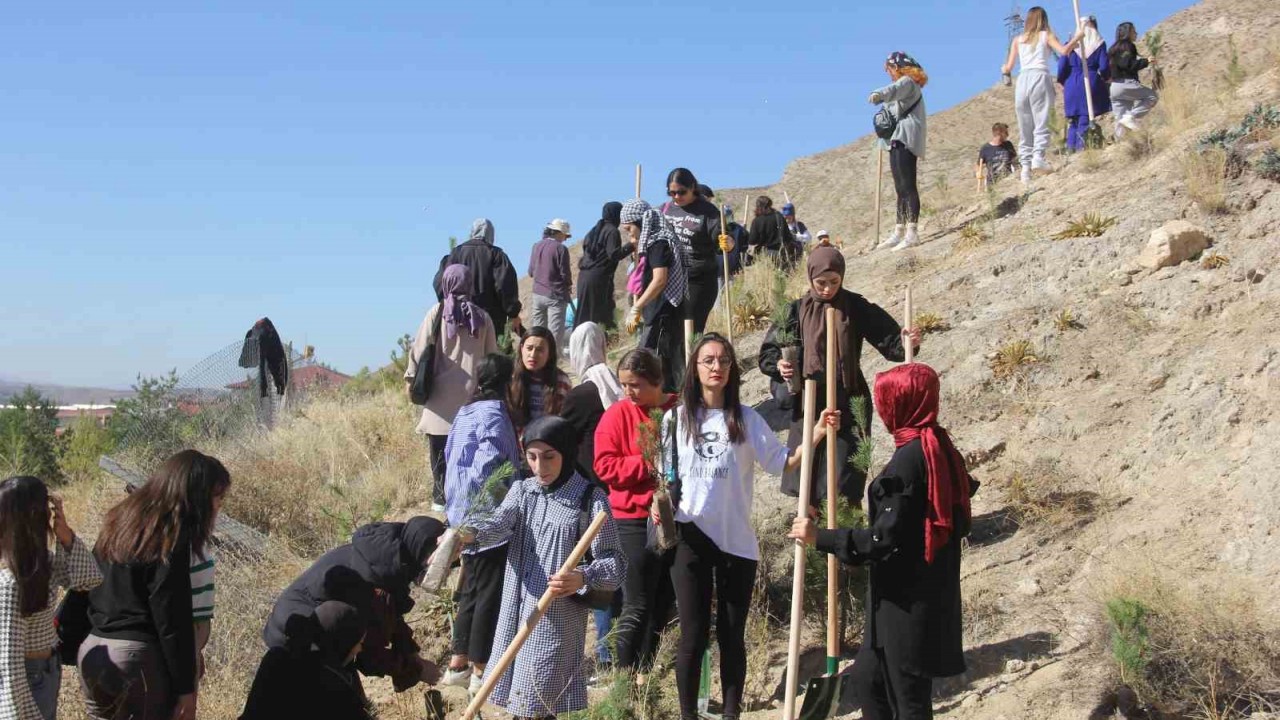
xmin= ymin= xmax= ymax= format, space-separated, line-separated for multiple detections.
xmin=1001 ymin=6 xmax=1084 ymax=183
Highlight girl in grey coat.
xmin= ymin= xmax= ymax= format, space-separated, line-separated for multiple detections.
xmin=871 ymin=52 xmax=929 ymax=252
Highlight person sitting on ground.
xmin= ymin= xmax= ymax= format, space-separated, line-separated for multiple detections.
xmin=1109 ymin=21 xmax=1159 ymax=138
xmin=508 ymin=326 xmax=573 ymax=432
xmin=407 ymin=263 xmax=499 ymax=513
xmin=433 ymin=218 xmax=525 ymax=338
xmin=977 ymin=122 xmax=1020 ymax=186
xmin=0 ymin=476 xmax=101 ymax=720
xmin=453 ymin=416 xmax=625 ymax=720
xmin=529 ymin=219 xmax=574 ymax=353
xmin=665 ymin=334 xmax=838 ymax=720
xmin=440 ymin=352 xmax=521 ymax=696
xmin=622 ymin=199 xmax=688 ymax=393
xmin=781 ymin=202 xmax=812 ymax=245
xmin=263 ymin=517 xmax=446 ymax=694
xmin=759 ymin=245 xmax=921 ymax=511
xmin=240 ymin=601 xmax=373 ymax=720
xmin=790 ymin=362 xmax=977 ymax=720
xmin=747 ymin=196 xmax=798 ymax=270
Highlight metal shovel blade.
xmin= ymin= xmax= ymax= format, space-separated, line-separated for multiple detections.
xmin=1085 ymin=122 xmax=1105 ymax=150
xmin=797 ymin=673 xmax=841 ymax=720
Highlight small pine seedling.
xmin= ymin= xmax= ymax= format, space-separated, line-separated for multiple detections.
xmin=991 ymin=340 xmax=1039 ymax=378
xmin=1052 ymin=213 xmax=1117 ymax=240
xmin=1054 ymin=308 xmax=1083 ymax=332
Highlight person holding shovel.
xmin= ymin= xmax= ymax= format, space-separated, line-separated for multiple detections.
xmin=661 ymin=168 xmax=722 ymax=334
xmin=759 ymin=245 xmax=921 ymax=513
xmin=622 ymin=198 xmax=688 ymax=393
xmin=789 ymin=362 xmax=975 ymax=720
xmin=1057 ymin=15 xmax=1111 ymax=152
xmin=870 ymin=52 xmax=929 ymax=252
xmin=666 ymin=333 xmax=839 ymax=720
xmin=452 ymin=416 xmax=624 ymax=720
xmin=1001 ymin=7 xmax=1086 ymax=181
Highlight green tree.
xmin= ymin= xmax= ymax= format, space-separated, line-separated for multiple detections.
xmin=60 ymin=413 xmax=116 ymax=483
xmin=0 ymin=386 xmax=62 ymax=481
xmin=109 ymin=371 xmax=190 ymax=465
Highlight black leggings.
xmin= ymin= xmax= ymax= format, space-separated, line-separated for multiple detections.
xmin=670 ymin=522 xmax=757 ymax=720
xmin=640 ymin=307 xmax=687 ymax=393
xmin=427 ymin=434 xmax=447 ymax=506
xmin=890 ymin=142 xmax=921 ymax=224
xmin=686 ymin=276 xmax=719 ymax=335
xmin=450 ymin=544 xmax=508 ymax=662
xmin=614 ymin=519 xmax=676 ymax=670
xmin=849 ymin=642 xmax=934 ymax=720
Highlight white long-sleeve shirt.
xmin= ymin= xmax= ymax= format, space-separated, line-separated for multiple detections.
xmin=663 ymin=406 xmax=789 ymax=561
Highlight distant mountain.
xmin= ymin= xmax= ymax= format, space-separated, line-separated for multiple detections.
xmin=0 ymin=379 xmax=135 ymax=405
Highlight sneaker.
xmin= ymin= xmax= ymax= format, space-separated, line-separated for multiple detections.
xmin=1119 ymin=116 xmax=1140 ymax=132
xmin=1031 ymin=157 xmax=1054 ymax=175
xmin=893 ymin=225 xmax=919 ymax=251
xmin=1020 ymin=167 xmax=1032 ymax=185
xmin=468 ymin=672 xmax=483 ymax=697
xmin=876 ymin=225 xmax=904 ymax=250
xmin=442 ymin=667 xmax=471 ymax=688
xmin=431 ymin=503 xmax=446 ymax=513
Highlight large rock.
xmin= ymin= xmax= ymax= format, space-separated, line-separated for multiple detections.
xmin=1137 ymin=221 xmax=1211 ymax=270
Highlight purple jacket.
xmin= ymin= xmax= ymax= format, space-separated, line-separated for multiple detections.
xmin=529 ymin=235 xmax=572 ymax=301
xmin=1058 ymin=44 xmax=1112 ymax=119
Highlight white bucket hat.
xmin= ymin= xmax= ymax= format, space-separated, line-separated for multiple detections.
xmin=546 ymin=218 xmax=572 ymax=237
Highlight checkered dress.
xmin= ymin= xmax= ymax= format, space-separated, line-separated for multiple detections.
xmin=1 ymin=537 xmax=102 ymax=720
xmin=472 ymin=473 xmax=624 ymax=717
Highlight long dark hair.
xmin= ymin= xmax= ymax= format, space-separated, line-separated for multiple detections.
xmin=617 ymin=348 xmax=664 ymax=388
xmin=666 ymin=168 xmax=700 ymax=196
xmin=1112 ymin=21 xmax=1137 ymax=48
xmin=680 ymin=333 xmax=744 ymax=445
xmin=509 ymin=326 xmax=566 ymax=424
xmin=755 ymin=196 xmax=775 ymax=217
xmin=0 ymin=476 xmax=52 ymax=615
xmin=95 ymin=449 xmax=231 ymax=565
xmin=473 ymin=352 xmax=515 ymax=403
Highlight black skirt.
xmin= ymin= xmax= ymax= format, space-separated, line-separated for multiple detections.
xmin=576 ymin=267 xmax=617 ymax=328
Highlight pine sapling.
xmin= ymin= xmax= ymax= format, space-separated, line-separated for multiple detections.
xmin=636 ymin=408 xmax=678 ymax=550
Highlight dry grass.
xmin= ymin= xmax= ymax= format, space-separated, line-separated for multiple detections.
xmin=1054 ymin=308 xmax=1083 ymax=332
xmin=1051 ymin=213 xmax=1117 ymax=241
xmin=1001 ymin=458 xmax=1099 ymax=532
xmin=954 ymin=223 xmax=988 ymax=253
xmin=990 ymin=339 xmax=1039 ymax=379
xmin=1182 ymin=148 xmax=1230 ymax=214
xmin=1076 ymin=146 xmax=1106 ymax=172
xmin=1101 ymin=564 xmax=1280 ymax=719
xmin=913 ymin=311 xmax=950 ymax=335
xmin=727 ymin=254 xmax=808 ymax=335
xmin=1201 ymin=251 xmax=1231 ymax=270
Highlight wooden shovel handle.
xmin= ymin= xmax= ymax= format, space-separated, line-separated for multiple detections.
xmin=783 ymin=380 xmax=818 ymax=720
xmin=825 ymin=308 xmax=840 ymax=668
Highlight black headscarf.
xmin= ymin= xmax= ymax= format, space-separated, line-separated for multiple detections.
xmin=583 ymin=201 xmax=624 ymax=262
xmin=313 ymin=601 xmax=365 ymax=668
xmin=521 ymin=416 xmax=581 ymax=491
xmin=400 ymin=516 xmax=446 ymax=577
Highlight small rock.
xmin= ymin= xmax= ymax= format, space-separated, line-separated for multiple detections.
xmin=1004 ymin=659 xmax=1027 ymax=674
xmin=1084 ymin=368 xmax=1102 ymax=380
xmin=1146 ymin=374 xmax=1168 ymax=391
xmin=1246 ymin=268 xmax=1266 ymax=284
xmin=1137 ymin=220 xmax=1211 ymax=270
xmin=1016 ymin=577 xmax=1043 ymax=597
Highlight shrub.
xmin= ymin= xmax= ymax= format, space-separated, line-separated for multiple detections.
xmin=1199 ymin=104 xmax=1280 ymax=150
xmin=1002 ymin=458 xmax=1098 ymax=531
xmin=1200 ymin=252 xmax=1230 ymax=270
xmin=1054 ymin=308 xmax=1083 ymax=332
xmin=59 ymin=414 xmax=116 ymax=484
xmin=954 ymin=223 xmax=988 ymax=252
xmin=1254 ymin=148 xmax=1280 ymax=181
xmin=1181 ymin=148 xmax=1230 ymax=214
xmin=0 ymin=386 xmax=61 ymax=482
xmin=913 ymin=312 xmax=950 ymax=335
xmin=991 ymin=340 xmax=1039 ymax=378
xmin=1051 ymin=213 xmax=1117 ymax=240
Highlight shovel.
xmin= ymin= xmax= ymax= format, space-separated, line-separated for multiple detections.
xmin=781 ymin=379 xmax=818 ymax=720
xmin=1071 ymin=2 xmax=1105 ymax=149
xmin=720 ymin=202 xmax=734 ymax=345
xmin=797 ymin=307 xmax=842 ymax=719
xmin=461 ymin=511 xmax=609 ymax=720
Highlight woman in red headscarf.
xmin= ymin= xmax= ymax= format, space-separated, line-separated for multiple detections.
xmin=789 ymin=362 xmax=977 ymax=720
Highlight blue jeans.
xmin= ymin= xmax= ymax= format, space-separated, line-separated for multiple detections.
xmin=25 ymin=655 xmax=61 ymax=720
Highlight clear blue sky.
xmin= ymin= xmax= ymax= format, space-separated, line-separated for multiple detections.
xmin=2 ymin=0 xmax=1190 ymax=388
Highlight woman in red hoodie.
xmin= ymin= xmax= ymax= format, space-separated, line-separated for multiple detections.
xmin=593 ymin=348 xmax=679 ymax=674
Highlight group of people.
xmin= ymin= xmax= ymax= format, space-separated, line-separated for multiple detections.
xmin=998 ymin=7 xmax=1161 ymax=183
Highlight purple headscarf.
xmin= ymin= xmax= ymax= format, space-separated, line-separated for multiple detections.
xmin=441 ymin=264 xmax=484 ymax=339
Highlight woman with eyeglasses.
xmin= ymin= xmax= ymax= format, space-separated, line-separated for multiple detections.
xmin=759 ymin=246 xmax=921 ymax=514
xmin=661 ymin=168 xmax=726 ymax=334
xmin=664 ymin=334 xmax=837 ymax=720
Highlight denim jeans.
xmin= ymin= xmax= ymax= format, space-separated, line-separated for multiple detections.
xmin=25 ymin=655 xmax=61 ymax=720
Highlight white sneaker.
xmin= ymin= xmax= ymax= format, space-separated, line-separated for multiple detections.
xmin=893 ymin=225 xmax=919 ymax=251
xmin=1119 ymin=116 xmax=1140 ymax=132
xmin=431 ymin=503 xmax=446 ymax=513
xmin=877 ymin=225 xmax=904 ymax=250
xmin=442 ymin=667 xmax=471 ymax=688
xmin=1020 ymin=167 xmax=1032 ymax=185
xmin=1031 ymin=157 xmax=1054 ymax=175
xmin=468 ymin=673 xmax=483 ymax=697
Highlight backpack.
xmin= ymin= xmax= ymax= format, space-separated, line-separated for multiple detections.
xmin=409 ymin=308 xmax=444 ymax=405
xmin=873 ymin=92 xmax=922 ymax=141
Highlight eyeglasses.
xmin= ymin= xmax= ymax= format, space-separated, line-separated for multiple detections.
xmin=697 ymin=358 xmax=733 ymax=369
xmin=667 ymin=187 xmax=691 ymax=198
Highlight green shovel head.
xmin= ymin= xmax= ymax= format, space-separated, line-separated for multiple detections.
xmin=797 ymin=662 xmax=842 ymax=720
xmin=1085 ymin=122 xmax=1105 ymax=150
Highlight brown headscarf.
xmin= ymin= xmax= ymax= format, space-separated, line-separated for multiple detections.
xmin=799 ymin=246 xmax=859 ymax=389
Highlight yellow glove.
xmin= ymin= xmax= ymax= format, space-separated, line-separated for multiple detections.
xmin=625 ymin=306 xmax=642 ymax=334
xmin=718 ymin=233 xmax=734 ymax=252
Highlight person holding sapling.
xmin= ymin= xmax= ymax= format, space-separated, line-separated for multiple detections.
xmin=593 ymin=348 xmax=679 ymax=674
xmin=440 ymin=353 xmax=521 ymax=696
xmin=449 ymin=416 xmax=624 ymax=719
xmin=1109 ymin=21 xmax=1159 ymax=138
xmin=790 ymin=363 xmax=976 ymax=720
xmin=664 ymin=334 xmax=838 ymax=720
xmin=759 ymin=246 xmax=921 ymax=511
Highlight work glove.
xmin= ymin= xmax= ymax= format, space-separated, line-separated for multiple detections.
xmin=718 ymin=233 xmax=734 ymax=252
xmin=868 ymin=92 xmax=884 ymax=105
xmin=625 ymin=306 xmax=642 ymax=334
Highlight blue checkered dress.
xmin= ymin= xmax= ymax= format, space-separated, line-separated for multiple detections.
xmin=472 ymin=473 xmax=624 ymax=717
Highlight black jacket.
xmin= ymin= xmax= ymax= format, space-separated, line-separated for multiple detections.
xmin=560 ymin=382 xmax=605 ymax=482
xmin=1109 ymin=40 xmax=1149 ymax=82
xmin=816 ymin=439 xmax=967 ymax=679
xmin=240 ymin=648 xmax=372 ymax=720
xmin=87 ymin=534 xmax=196 ymax=695
xmin=238 ymin=317 xmax=288 ymax=397
xmin=433 ymin=241 xmax=522 ymax=329
xmin=748 ymin=211 xmax=797 ymax=254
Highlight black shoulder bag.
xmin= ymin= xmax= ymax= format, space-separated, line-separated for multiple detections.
xmin=571 ymin=482 xmax=619 ymax=611
xmin=409 ymin=308 xmax=445 ymax=405
xmin=873 ymin=92 xmax=922 ymax=141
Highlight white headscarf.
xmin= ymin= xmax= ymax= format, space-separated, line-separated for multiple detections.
xmin=569 ymin=322 xmax=622 ymax=409
xmin=1079 ymin=17 xmax=1104 ymax=59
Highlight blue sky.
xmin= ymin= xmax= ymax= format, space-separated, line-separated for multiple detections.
xmin=1 ymin=0 xmax=1190 ymax=388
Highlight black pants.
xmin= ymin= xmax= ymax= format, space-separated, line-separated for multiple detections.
xmin=890 ymin=142 xmax=921 ymax=224
xmin=670 ymin=522 xmax=757 ymax=720
xmin=614 ymin=519 xmax=676 ymax=670
xmin=427 ymin=434 xmax=447 ymax=506
xmin=450 ymin=544 xmax=508 ymax=662
xmin=686 ymin=275 xmax=719 ymax=334
xmin=640 ymin=307 xmax=687 ymax=393
xmin=849 ymin=642 xmax=934 ymax=720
